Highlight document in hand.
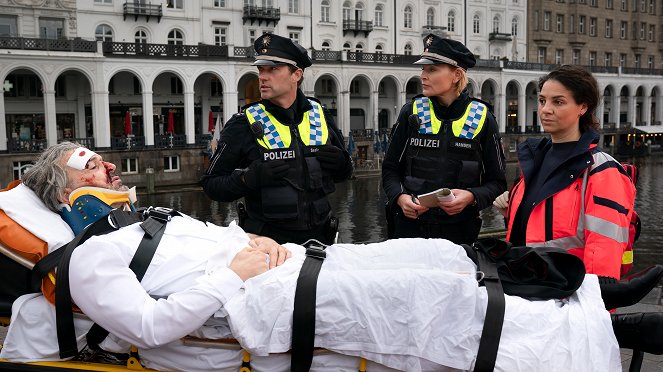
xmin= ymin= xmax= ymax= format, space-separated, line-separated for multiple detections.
xmin=416 ymin=188 xmax=455 ymax=208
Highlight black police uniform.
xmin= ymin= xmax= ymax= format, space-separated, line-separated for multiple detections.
xmin=201 ymin=34 xmax=353 ymax=245
xmin=381 ymin=34 xmax=507 ymax=244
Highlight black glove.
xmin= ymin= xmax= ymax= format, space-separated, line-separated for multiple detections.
xmin=315 ymin=145 xmax=347 ymax=173
xmin=243 ymin=159 xmax=289 ymax=190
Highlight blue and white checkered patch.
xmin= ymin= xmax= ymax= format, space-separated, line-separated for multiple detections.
xmin=414 ymin=97 xmax=433 ymax=134
xmin=308 ymin=99 xmax=323 ymax=145
xmin=459 ymin=102 xmax=485 ymax=139
xmin=247 ymin=104 xmax=285 ymax=149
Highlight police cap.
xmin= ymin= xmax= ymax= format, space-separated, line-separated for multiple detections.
xmin=414 ymin=34 xmax=476 ymax=70
xmin=253 ymin=33 xmax=312 ymax=69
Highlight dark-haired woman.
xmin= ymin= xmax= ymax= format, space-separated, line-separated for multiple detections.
xmin=502 ymin=65 xmax=636 ymax=279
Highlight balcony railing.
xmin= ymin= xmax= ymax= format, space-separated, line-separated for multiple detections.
xmin=242 ymin=6 xmax=280 ymax=26
xmin=233 ymin=46 xmax=257 ymax=58
xmin=111 ymin=136 xmax=146 ymax=150
xmin=155 ymin=134 xmax=187 ymax=148
xmin=346 ymin=52 xmax=419 ymax=64
xmin=103 ymin=41 xmax=228 ymax=59
xmin=123 ymin=2 xmax=162 ymax=23
xmin=312 ymin=49 xmax=342 ymax=61
xmin=489 ymin=32 xmax=513 ymax=42
xmin=7 ymin=138 xmax=47 ymax=153
xmin=622 ymin=67 xmax=663 ymax=75
xmin=0 ymin=37 xmax=96 ymax=52
xmin=343 ymin=20 xmax=373 ymax=36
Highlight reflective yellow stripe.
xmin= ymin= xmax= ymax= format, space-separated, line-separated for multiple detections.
xmin=297 ymin=101 xmax=330 ymax=145
xmin=411 ymin=97 xmax=442 ymax=134
xmin=622 ymin=250 xmax=633 ymax=265
xmin=452 ymin=101 xmax=487 ymax=137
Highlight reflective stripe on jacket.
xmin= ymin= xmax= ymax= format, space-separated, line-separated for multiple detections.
xmin=507 ymin=145 xmax=636 ymax=279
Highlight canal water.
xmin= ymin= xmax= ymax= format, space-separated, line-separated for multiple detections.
xmin=142 ymin=155 xmax=663 ymax=273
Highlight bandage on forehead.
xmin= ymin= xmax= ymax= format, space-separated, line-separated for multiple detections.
xmin=66 ymin=147 xmax=98 ymax=170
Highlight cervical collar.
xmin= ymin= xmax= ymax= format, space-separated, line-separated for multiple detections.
xmin=60 ymin=186 xmax=137 ymax=235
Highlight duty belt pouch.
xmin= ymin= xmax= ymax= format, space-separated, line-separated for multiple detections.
xmin=261 ymin=186 xmax=299 ymax=220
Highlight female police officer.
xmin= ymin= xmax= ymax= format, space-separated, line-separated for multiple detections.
xmin=202 ymin=34 xmax=352 ymax=245
xmin=382 ymin=34 xmax=506 ymax=244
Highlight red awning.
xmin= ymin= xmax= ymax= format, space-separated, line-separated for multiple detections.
xmin=167 ymin=111 xmax=175 ymax=134
xmin=124 ymin=111 xmax=132 ymax=136
xmin=208 ymin=111 xmax=215 ymax=132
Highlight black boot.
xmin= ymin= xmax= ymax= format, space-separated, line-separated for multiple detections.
xmin=599 ymin=265 xmax=663 ymax=310
xmin=611 ymin=312 xmax=663 ymax=354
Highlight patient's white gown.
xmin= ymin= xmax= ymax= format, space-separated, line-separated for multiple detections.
xmin=0 ymin=212 xmax=620 ymax=372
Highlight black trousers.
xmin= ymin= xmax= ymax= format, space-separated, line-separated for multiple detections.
xmin=392 ymin=213 xmax=482 ymax=245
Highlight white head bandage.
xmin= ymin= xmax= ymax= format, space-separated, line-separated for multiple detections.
xmin=66 ymin=147 xmax=97 ymax=171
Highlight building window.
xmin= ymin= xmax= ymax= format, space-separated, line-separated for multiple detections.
xmin=13 ymin=161 xmax=34 ymax=180
xmin=135 ymin=29 xmax=147 ymax=44
xmin=342 ymin=1 xmax=351 ymax=21
xmin=289 ymin=0 xmax=299 ymax=13
xmin=649 ymin=0 xmax=655 ymax=13
xmin=556 ymin=14 xmax=564 ymax=33
xmin=321 ymin=0 xmax=331 ymax=22
xmin=166 ymin=0 xmax=183 ymax=9
xmin=635 ymin=54 xmax=641 ymax=68
xmin=427 ymin=8 xmax=435 ymax=27
xmin=350 ymin=80 xmax=360 ymax=94
xmin=170 ymin=77 xmax=183 ymax=94
xmin=605 ymin=19 xmax=613 ymax=37
xmin=0 ymin=15 xmax=18 ymax=37
xmin=605 ymin=52 xmax=613 ymax=66
xmin=473 ymin=14 xmax=480 ymax=34
xmin=248 ymin=30 xmax=256 ymax=46
xmin=210 ymin=77 xmax=222 ymax=96
xmin=511 ymin=17 xmax=518 ymax=36
xmin=640 ymin=22 xmax=646 ymax=39
xmin=132 ymin=76 xmax=141 ymax=95
xmin=555 ymin=49 xmax=564 ymax=64
xmin=214 ymin=27 xmax=227 ymax=46
xmin=589 ymin=51 xmax=597 ymax=66
xmin=620 ymin=53 xmax=627 ymax=67
xmin=579 ymin=16 xmax=585 ymax=34
xmin=39 ymin=18 xmax=64 ymax=39
xmin=167 ymin=29 xmax=184 ymax=45
xmin=375 ymin=44 xmax=383 ymax=54
xmin=343 ymin=42 xmax=351 ymax=51
xmin=448 ymin=11 xmax=456 ymax=32
xmin=321 ymin=78 xmax=334 ymax=94
xmin=589 ymin=17 xmax=597 ymax=36
xmin=374 ymin=4 xmax=382 ymax=26
xmin=289 ymin=31 xmax=300 ymax=44
xmin=543 ymin=12 xmax=550 ymax=31
xmin=404 ymin=43 xmax=413 ymax=55
xmin=607 ymin=0 xmax=614 ymax=8
xmin=355 ymin=43 xmax=363 ymax=52
xmin=321 ymin=41 xmax=331 ymax=50
xmin=640 ymin=0 xmax=646 ymax=11
xmin=94 ymin=0 xmax=113 ymax=3
xmin=355 ymin=3 xmax=364 ymax=22
xmin=621 ymin=0 xmax=628 ymax=10
xmin=164 ymin=156 xmax=180 ymax=172
xmin=572 ymin=49 xmax=580 ymax=64
xmin=404 ymin=6 xmax=413 ymax=28
xmin=95 ymin=24 xmax=113 ymax=42
xmin=493 ymin=15 xmax=500 ymax=33
xmin=214 ymin=0 xmax=225 ymax=7
xmin=620 ymin=21 xmax=627 ymax=38
xmin=649 ymin=24 xmax=655 ymax=40
xmin=648 ymin=55 xmax=655 ymax=69
xmin=121 ymin=158 xmax=138 ymax=174
xmin=537 ymin=47 xmax=546 ymax=63
xmin=590 ymin=0 xmax=597 ymax=6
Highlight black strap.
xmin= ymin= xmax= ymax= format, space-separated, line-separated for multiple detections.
xmin=473 ymin=243 xmax=506 ymax=372
xmin=290 ymin=245 xmax=326 ymax=372
xmin=86 ymin=217 xmax=169 ymax=350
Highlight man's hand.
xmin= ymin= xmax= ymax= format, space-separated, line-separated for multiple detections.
xmin=437 ymin=189 xmax=475 ymax=215
xmin=229 ymin=247 xmax=270 ymax=281
xmin=396 ymin=193 xmax=429 ymax=219
xmin=248 ymin=236 xmax=291 ymax=269
xmin=243 ymin=159 xmax=289 ymax=189
xmin=315 ymin=145 xmax=346 ymax=173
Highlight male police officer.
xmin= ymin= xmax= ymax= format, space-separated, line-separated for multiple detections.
xmin=202 ymin=33 xmax=352 ymax=245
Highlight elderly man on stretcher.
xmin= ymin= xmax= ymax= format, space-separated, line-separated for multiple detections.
xmin=1 ymin=142 xmax=663 ymax=372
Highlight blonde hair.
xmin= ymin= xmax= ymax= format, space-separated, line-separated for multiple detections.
xmin=454 ymin=68 xmax=468 ymax=95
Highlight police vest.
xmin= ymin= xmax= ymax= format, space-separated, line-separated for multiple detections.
xmin=404 ymin=96 xmax=488 ymax=197
xmin=244 ymin=100 xmax=334 ymax=230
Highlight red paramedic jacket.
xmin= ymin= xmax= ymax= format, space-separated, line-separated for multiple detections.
xmin=506 ymin=130 xmax=636 ymax=279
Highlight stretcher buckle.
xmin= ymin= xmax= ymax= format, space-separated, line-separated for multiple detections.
xmin=144 ymin=206 xmax=175 ymax=223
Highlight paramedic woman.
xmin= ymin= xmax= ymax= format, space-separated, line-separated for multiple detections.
xmin=382 ymin=34 xmax=507 ymax=244
xmin=494 ymin=65 xmax=636 ymax=280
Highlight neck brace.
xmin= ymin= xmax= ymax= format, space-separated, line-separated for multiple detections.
xmin=60 ymin=186 xmax=137 ymax=235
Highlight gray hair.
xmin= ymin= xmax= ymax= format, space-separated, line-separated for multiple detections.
xmin=22 ymin=141 xmax=81 ymax=212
